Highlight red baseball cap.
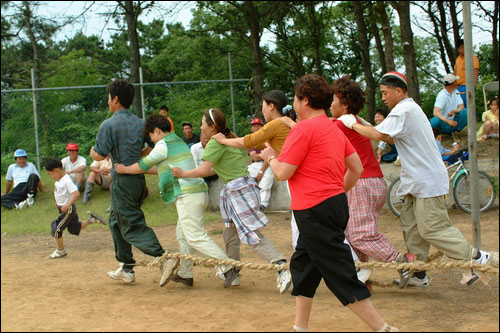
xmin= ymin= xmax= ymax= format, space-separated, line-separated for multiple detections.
xmin=251 ymin=118 xmax=263 ymax=125
xmin=66 ymin=143 xmax=79 ymax=151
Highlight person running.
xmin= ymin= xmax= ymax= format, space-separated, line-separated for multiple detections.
xmin=260 ymin=74 xmax=398 ymax=332
xmin=330 ymin=75 xmax=414 ymax=286
xmin=172 ymin=107 xmax=293 ymax=294
xmin=338 ymin=71 xmax=499 ymax=288
xmin=89 ymin=79 xmax=179 ymax=287
xmin=114 ymin=114 xmax=238 ymax=288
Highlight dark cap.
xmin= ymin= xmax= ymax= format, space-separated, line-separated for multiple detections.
xmin=380 ymin=71 xmax=408 ymax=89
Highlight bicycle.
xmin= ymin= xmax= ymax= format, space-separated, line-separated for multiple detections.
xmin=387 ymin=150 xmax=496 ymax=217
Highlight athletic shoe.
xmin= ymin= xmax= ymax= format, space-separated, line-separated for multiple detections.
xmin=278 ymin=269 xmax=292 ymax=294
xmin=223 ymin=267 xmax=239 ymax=288
xmin=159 ymin=258 xmax=179 ymax=287
xmin=48 ymin=248 xmax=67 ymax=259
xmin=107 ymin=263 xmax=135 ymax=283
xmin=172 ymin=273 xmax=194 ymax=287
xmin=394 ymin=253 xmax=415 ymax=289
xmin=474 ymin=250 xmax=491 ymax=265
xmin=216 ymin=266 xmax=240 ymax=286
xmin=27 ymin=193 xmax=35 ymax=207
xmin=15 ymin=200 xmax=28 ymax=210
xmin=392 ymin=275 xmax=430 ymax=289
xmin=87 ymin=211 xmax=107 ymax=225
xmin=357 ymin=267 xmax=373 ymax=284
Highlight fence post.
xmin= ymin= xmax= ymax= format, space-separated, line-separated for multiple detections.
xmin=140 ymin=67 xmax=145 ymax=120
xmin=31 ymin=68 xmax=41 ymax=171
xmin=463 ymin=1 xmax=481 ymax=249
xmin=228 ymin=53 xmax=236 ymax=134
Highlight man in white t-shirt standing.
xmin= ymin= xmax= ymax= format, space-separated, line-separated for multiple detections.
xmin=338 ymin=71 xmax=498 ymax=289
xmin=61 ymin=143 xmax=87 ymax=192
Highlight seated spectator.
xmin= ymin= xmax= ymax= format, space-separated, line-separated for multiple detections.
xmin=159 ymin=105 xmax=175 ymax=132
xmin=433 ymin=128 xmax=460 ymax=165
xmin=182 ymin=122 xmax=200 ymax=148
xmin=430 ymin=74 xmax=467 ymax=135
xmin=61 ymin=143 xmax=87 ymax=191
xmin=1 ymin=149 xmax=47 ymax=209
xmin=476 ymin=96 xmax=499 ymax=141
xmin=190 ymin=133 xmax=219 ymax=184
xmin=374 ymin=110 xmax=398 ymax=163
xmin=82 ymin=155 xmax=112 ymax=204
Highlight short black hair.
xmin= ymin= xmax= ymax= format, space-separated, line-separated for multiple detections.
xmin=432 ymin=127 xmax=442 ymax=138
xmin=144 ymin=114 xmax=171 ymax=134
xmin=182 ymin=122 xmax=192 ymax=128
xmin=159 ymin=105 xmax=169 ymax=112
xmin=45 ymin=156 xmax=63 ymax=171
xmin=456 ymin=39 xmax=464 ymax=49
xmin=107 ymin=79 xmax=134 ymax=109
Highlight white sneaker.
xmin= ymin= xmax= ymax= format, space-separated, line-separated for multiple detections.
xmin=15 ymin=200 xmax=28 ymax=210
xmin=48 ymin=248 xmax=67 ymax=259
xmin=357 ymin=267 xmax=373 ymax=283
xmin=159 ymin=258 xmax=179 ymax=287
xmin=27 ymin=194 xmax=35 ymax=207
xmin=216 ymin=266 xmax=240 ymax=286
xmin=474 ymin=250 xmax=491 ymax=265
xmin=107 ymin=263 xmax=135 ymax=283
xmin=278 ymin=269 xmax=292 ymax=294
xmin=393 ymin=275 xmax=429 ymax=289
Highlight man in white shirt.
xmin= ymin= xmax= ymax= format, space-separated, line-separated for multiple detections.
xmin=430 ymin=74 xmax=467 ymax=135
xmin=61 ymin=143 xmax=87 ymax=191
xmin=1 ymin=149 xmax=47 ymax=209
xmin=338 ymin=71 xmax=497 ymax=289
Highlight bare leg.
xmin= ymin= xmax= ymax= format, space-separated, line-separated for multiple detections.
xmin=55 ymin=235 xmax=64 ymax=251
xmin=347 ymin=298 xmax=386 ymax=331
xmin=295 ymin=295 xmax=313 ymax=329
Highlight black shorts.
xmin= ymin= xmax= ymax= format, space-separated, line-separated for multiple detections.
xmin=291 ymin=193 xmax=371 ymax=305
xmin=50 ymin=204 xmax=81 ymax=238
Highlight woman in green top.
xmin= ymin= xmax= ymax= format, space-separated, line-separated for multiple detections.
xmin=172 ymin=108 xmax=293 ymax=294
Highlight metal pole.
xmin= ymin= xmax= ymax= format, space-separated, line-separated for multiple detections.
xmin=228 ymin=53 xmax=236 ymax=134
xmin=139 ymin=67 xmax=145 ymax=120
xmin=31 ymin=68 xmax=41 ymax=172
xmin=463 ymin=1 xmax=480 ymax=249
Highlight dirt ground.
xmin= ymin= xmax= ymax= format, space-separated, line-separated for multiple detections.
xmin=1 ymin=207 xmax=498 ymax=332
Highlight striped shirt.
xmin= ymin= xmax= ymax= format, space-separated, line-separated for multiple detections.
xmin=94 ymin=109 xmax=146 ymax=177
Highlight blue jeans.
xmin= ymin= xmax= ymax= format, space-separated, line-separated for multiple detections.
xmin=457 ymin=85 xmax=467 ymax=108
xmin=430 ymin=108 xmax=468 ymax=135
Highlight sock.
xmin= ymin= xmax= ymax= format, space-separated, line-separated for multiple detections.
xmin=414 ymin=271 xmax=426 ymax=279
xmin=293 ymin=325 xmax=308 ymax=332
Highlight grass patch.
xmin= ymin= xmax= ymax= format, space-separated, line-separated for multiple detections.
xmin=1 ymin=172 xmax=222 ymax=236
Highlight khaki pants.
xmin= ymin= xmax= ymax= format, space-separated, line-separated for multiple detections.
xmin=175 ymin=192 xmax=232 ymax=278
xmin=400 ymin=194 xmax=472 ymax=262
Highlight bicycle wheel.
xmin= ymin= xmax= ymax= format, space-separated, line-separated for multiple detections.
xmin=387 ymin=177 xmax=403 ymax=217
xmin=453 ymin=170 xmax=497 ymax=214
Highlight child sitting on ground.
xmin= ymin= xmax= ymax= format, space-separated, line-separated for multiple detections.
xmin=476 ymin=96 xmax=499 ymax=141
xmin=45 ymin=157 xmax=106 ymax=259
xmin=433 ymin=128 xmax=460 ymax=165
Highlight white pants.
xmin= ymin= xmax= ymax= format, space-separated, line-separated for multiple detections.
xmin=175 ymin=192 xmax=232 ymax=278
xmin=247 ymin=161 xmax=274 ymax=207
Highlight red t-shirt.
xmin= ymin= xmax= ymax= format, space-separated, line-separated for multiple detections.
xmin=279 ymin=115 xmax=356 ymax=210
xmin=333 ymin=119 xmax=384 ymax=179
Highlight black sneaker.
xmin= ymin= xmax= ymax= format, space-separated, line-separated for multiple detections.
xmin=223 ymin=267 xmax=239 ymax=288
xmin=395 ymin=253 xmax=415 ymax=289
xmin=172 ymin=273 xmax=194 ymax=287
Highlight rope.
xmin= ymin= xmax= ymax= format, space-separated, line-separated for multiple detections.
xmin=131 ymin=250 xmax=499 ymax=280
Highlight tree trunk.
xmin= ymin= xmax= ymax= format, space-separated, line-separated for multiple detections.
xmin=436 ymin=1 xmax=455 ymax=69
xmin=448 ymin=0 xmax=461 ymax=60
xmin=375 ymin=2 xmax=396 ymax=72
xmin=123 ymin=1 xmax=142 ymax=117
xmin=305 ymin=2 xmax=322 ymax=76
xmin=245 ymin=1 xmax=264 ymax=117
xmin=492 ymin=1 xmax=499 ymax=80
xmin=427 ymin=2 xmax=451 ymax=73
xmin=353 ymin=1 xmax=376 ymax=121
xmin=391 ymin=1 xmax=421 ymax=105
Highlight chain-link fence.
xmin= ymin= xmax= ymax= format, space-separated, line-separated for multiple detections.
xmin=1 ymin=77 xmax=250 ymax=174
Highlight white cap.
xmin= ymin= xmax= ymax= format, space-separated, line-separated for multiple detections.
xmin=443 ymin=74 xmax=460 ymax=85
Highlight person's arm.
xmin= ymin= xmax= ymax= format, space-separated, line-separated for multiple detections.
xmin=67 ymin=165 xmax=86 ymax=174
xmin=448 ymin=103 xmax=464 ymax=117
xmin=171 ymin=160 xmax=216 ymax=178
xmin=2 ymin=180 xmax=13 ymax=196
xmin=260 ymin=143 xmax=297 ymax=180
xmin=90 ymin=146 xmax=105 ymax=161
xmin=37 ymin=180 xmax=48 ymax=193
xmin=212 ymin=133 xmax=246 ymax=148
xmin=60 ymin=190 xmax=80 ymax=214
xmin=433 ymin=106 xmax=457 ymax=127
xmin=249 ymin=150 xmax=263 ymax=162
xmin=279 ymin=116 xmax=297 ymax=129
xmin=90 ymin=165 xmax=102 ymax=174
xmin=256 ymin=161 xmax=270 ymax=182
xmin=376 ymin=148 xmax=383 ymax=162
xmin=442 ymin=144 xmax=460 ymax=156
xmin=474 ymin=68 xmax=479 ymax=87
xmin=344 ymin=152 xmax=363 ymax=193
xmin=114 ymin=163 xmax=144 ymax=175
xmin=338 ymin=115 xmax=394 ymax=144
